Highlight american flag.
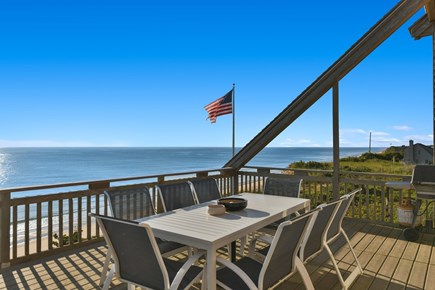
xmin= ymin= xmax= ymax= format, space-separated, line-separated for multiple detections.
xmin=204 ymin=89 xmax=233 ymax=123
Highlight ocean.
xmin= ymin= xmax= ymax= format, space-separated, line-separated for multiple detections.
xmin=0 ymin=147 xmax=383 ymax=194
xmin=0 ymin=146 xmax=383 ymax=245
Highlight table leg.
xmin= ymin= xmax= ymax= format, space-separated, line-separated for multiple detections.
xmin=230 ymin=241 xmax=236 ymax=262
xmin=206 ymin=247 xmax=217 ymax=290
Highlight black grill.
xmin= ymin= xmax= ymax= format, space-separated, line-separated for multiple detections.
xmin=411 ymin=165 xmax=435 ymax=199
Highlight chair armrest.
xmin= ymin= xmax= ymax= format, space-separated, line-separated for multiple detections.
xmin=216 ymin=257 xmax=259 ymax=290
xmin=248 ymin=235 xmax=272 ymax=260
xmin=171 ymin=250 xmax=206 ymax=289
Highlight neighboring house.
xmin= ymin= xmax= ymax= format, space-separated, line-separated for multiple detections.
xmin=403 ymin=140 xmax=433 ymax=165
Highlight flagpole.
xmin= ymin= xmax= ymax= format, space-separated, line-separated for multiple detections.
xmin=232 ymin=83 xmax=235 ymax=157
xmin=232 ymin=83 xmax=236 ymax=197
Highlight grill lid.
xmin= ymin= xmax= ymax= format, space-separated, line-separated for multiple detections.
xmin=411 ymin=165 xmax=435 ymax=198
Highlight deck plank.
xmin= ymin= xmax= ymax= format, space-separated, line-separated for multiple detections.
xmin=425 ymin=264 xmax=435 ymax=290
xmin=350 ymin=224 xmax=395 ymax=290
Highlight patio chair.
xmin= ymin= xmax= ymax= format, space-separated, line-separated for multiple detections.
xmin=258 ymin=177 xmax=304 ymax=235
xmin=156 ymin=182 xmax=196 ymax=211
xmin=216 ymin=209 xmax=318 ymax=290
xmin=322 ymin=188 xmax=364 ymax=289
xmin=248 ymin=201 xmax=339 ymax=260
xmin=189 ymin=177 xmax=222 ymax=203
xmin=91 ymin=213 xmax=205 ymax=290
xmin=263 ymin=176 xmax=303 ymax=197
xmin=250 ymin=188 xmax=363 ymax=290
xmin=99 ymin=186 xmax=187 ymax=286
xmin=299 ymin=199 xmax=342 ymax=262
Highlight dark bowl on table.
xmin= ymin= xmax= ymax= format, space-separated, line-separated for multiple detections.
xmin=218 ymin=197 xmax=247 ymax=211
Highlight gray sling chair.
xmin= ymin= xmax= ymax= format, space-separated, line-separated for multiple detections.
xmin=263 ymin=176 xmax=303 ymax=197
xmin=91 ymin=213 xmax=206 ymax=290
xmin=319 ymin=188 xmax=364 ymax=289
xmin=156 ymin=182 xmax=196 ymax=212
xmin=188 ymin=177 xmax=222 ymax=204
xmin=251 ymin=188 xmax=363 ymax=290
xmin=99 ymin=186 xmax=188 ymax=287
xmin=216 ymin=209 xmax=319 ymax=290
xmin=257 ymin=177 xmax=304 ymax=235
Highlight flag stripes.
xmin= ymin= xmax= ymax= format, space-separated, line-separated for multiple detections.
xmin=204 ymin=89 xmax=233 ymax=123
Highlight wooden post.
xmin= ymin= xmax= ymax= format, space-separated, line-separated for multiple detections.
xmin=233 ymin=174 xmax=239 ymax=195
xmin=0 ymin=191 xmax=11 ymax=268
xmin=332 ymin=82 xmax=340 ymax=200
xmin=88 ymin=181 xmax=110 ymax=190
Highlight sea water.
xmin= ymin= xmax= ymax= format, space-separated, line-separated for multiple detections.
xmin=0 ymin=147 xmax=382 ymax=244
xmin=0 ymin=147 xmax=381 ymax=191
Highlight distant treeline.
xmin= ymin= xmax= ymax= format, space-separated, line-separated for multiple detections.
xmin=341 ymin=146 xmax=404 ymax=162
xmin=288 ymin=146 xmax=411 ymax=174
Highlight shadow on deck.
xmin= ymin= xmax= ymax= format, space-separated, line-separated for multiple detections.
xmin=1 ymin=218 xmax=434 ymax=290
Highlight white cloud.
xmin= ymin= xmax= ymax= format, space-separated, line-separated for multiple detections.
xmin=371 ymin=131 xmax=389 ymax=136
xmin=404 ymin=135 xmax=433 ymax=144
xmin=340 ymin=129 xmax=367 ymax=135
xmin=280 ymin=138 xmax=321 ymax=147
xmin=371 ymin=137 xmax=401 ymax=144
xmin=393 ymin=125 xmax=412 ymax=131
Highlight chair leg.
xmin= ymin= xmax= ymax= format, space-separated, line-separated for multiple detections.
xmin=341 ymin=229 xmax=363 ymax=274
xmin=322 ymin=229 xmax=363 ymax=290
xmin=295 ymin=257 xmax=314 ymax=290
xmin=324 ymin=243 xmax=346 ymax=288
xmin=102 ymin=265 xmax=115 ymax=290
xmin=99 ymin=250 xmax=112 ymax=286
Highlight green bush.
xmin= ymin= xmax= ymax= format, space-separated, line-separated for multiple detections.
xmin=52 ymin=230 xmax=82 ymax=247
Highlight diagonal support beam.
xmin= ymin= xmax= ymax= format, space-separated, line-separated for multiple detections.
xmin=409 ymin=14 xmax=433 ymax=40
xmin=225 ymin=0 xmax=428 ymax=170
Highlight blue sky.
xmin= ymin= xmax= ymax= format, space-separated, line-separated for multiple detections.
xmin=0 ymin=0 xmax=432 ymax=148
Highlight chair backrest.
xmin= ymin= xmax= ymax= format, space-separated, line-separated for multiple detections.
xmin=189 ymin=178 xmax=222 ymax=203
xmin=91 ymin=213 xmax=170 ymax=290
xmin=156 ymin=182 xmax=196 ymax=211
xmin=263 ymin=177 xmax=303 ymax=198
xmin=104 ymin=186 xmax=156 ymax=220
xmin=258 ymin=209 xmax=318 ymax=289
xmin=300 ymin=199 xmax=342 ymax=262
xmin=327 ymin=188 xmax=362 ymax=242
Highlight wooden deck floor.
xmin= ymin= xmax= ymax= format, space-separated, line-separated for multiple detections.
xmin=1 ymin=218 xmax=434 ymax=290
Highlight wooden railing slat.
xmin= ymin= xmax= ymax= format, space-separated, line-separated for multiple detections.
xmin=12 ymin=206 xmax=17 ymax=259
xmin=48 ymin=201 xmax=53 ymax=250
xmin=24 ymin=204 xmax=29 ymax=256
xmin=77 ymin=197 xmax=82 ymax=244
xmin=69 ymin=198 xmax=74 ymax=246
xmin=58 ymin=200 xmax=63 ymax=248
xmin=36 ymin=203 xmax=41 ymax=253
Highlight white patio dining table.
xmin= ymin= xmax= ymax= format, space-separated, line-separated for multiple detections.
xmin=137 ymin=192 xmax=310 ymax=290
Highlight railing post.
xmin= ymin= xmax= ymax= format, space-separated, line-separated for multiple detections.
xmin=233 ymin=172 xmax=239 ymax=194
xmin=332 ymin=82 xmax=340 ymax=200
xmin=196 ymin=172 xmax=208 ymax=178
xmin=89 ymin=181 xmax=110 ymax=190
xmin=0 ymin=191 xmax=11 ymax=268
